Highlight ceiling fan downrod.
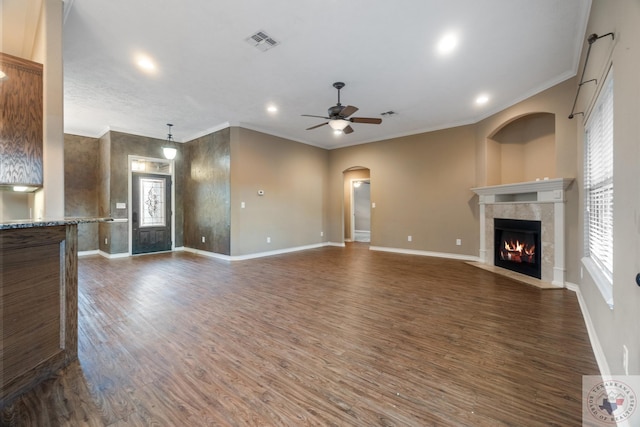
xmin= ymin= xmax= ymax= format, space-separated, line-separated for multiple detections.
xmin=333 ymin=82 xmax=345 ymax=106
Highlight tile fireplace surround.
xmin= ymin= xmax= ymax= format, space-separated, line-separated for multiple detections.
xmin=471 ymin=178 xmax=574 ymax=287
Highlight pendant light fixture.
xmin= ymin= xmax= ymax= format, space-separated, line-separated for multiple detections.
xmin=162 ymin=123 xmax=177 ymax=160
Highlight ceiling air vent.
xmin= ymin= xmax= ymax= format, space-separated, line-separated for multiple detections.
xmin=381 ymin=111 xmax=397 ymax=116
xmin=245 ymin=30 xmax=280 ymax=52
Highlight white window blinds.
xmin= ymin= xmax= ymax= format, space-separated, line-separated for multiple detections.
xmin=584 ymin=70 xmax=614 ymax=282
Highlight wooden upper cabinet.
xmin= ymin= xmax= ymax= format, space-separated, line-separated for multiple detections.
xmin=0 ymin=52 xmax=44 ymax=188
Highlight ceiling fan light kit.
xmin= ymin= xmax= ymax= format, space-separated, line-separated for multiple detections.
xmin=329 ymin=119 xmax=349 ymax=131
xmin=302 ymin=82 xmax=382 ymax=135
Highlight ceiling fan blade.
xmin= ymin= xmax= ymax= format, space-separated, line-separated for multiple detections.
xmin=343 ymin=125 xmax=354 ymax=134
xmin=350 ymin=117 xmax=382 ymax=124
xmin=302 ymin=114 xmax=330 ymax=119
xmin=340 ymin=105 xmax=359 ymax=118
xmin=306 ymin=122 xmax=329 ymax=130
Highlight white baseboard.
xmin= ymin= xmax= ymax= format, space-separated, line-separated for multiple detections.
xmin=98 ymin=250 xmax=129 ymax=259
xmin=78 ymin=250 xmax=99 ymax=257
xmin=327 ymin=242 xmax=345 ymax=247
xmin=183 ymin=242 xmax=334 ymax=261
xmin=182 ymin=247 xmax=231 ymax=261
xmin=344 ymin=238 xmax=353 ymax=243
xmin=565 ymin=281 xmax=610 ymax=377
xmin=369 ymin=246 xmax=480 ymax=262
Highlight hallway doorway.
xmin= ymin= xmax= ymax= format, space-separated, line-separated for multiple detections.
xmin=352 ymin=179 xmax=370 ymax=242
xmin=343 ymin=167 xmax=371 ymax=243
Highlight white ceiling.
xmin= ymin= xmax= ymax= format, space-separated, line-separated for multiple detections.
xmin=62 ymin=0 xmax=591 ymax=149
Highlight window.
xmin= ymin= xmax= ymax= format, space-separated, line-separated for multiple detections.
xmin=583 ymin=68 xmax=613 ymax=307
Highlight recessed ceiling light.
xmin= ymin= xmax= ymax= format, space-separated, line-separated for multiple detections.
xmin=333 ymin=130 xmax=342 ymax=136
xmin=476 ymin=94 xmax=489 ymax=105
xmin=437 ymin=32 xmax=458 ymax=55
xmin=136 ymin=56 xmax=156 ymax=72
xmin=267 ymin=105 xmax=278 ymax=113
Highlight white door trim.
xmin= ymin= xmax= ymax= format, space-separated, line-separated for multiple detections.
xmin=128 ymin=155 xmax=176 ymax=255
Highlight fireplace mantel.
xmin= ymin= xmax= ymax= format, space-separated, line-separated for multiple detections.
xmin=471 ymin=178 xmax=574 ymax=287
xmin=471 ymin=178 xmax=573 ymax=203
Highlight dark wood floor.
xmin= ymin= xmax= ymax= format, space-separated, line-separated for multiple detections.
xmin=2 ymin=243 xmax=599 ymax=426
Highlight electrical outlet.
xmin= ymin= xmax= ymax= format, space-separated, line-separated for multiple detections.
xmin=623 ymin=345 xmax=629 ymax=375
xmin=456 ymin=239 xmax=462 ymax=246
xmin=267 ymin=237 xmax=271 ymax=243
xmin=320 ymin=231 xmax=324 ymax=237
xmin=408 ymin=235 xmax=412 ymax=242
xmin=104 ymin=238 xmax=108 ymax=245
xmin=241 ymin=202 xmax=245 ymax=208
xmin=201 ymin=236 xmax=205 ymax=243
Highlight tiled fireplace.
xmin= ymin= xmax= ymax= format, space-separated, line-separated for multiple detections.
xmin=471 ymin=178 xmax=573 ymax=287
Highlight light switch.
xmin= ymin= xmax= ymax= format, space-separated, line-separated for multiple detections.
xmin=116 ymin=202 xmax=126 ymax=209
xmin=241 ymin=202 xmax=246 ymax=208
xmin=372 ymin=202 xmax=376 ymax=208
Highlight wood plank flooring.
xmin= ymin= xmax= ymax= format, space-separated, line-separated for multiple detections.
xmin=1 ymin=243 xmax=599 ymax=426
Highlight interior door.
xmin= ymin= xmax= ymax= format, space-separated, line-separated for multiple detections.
xmin=132 ymin=173 xmax=172 ymax=254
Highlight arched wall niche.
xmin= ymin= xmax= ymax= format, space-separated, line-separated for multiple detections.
xmin=485 ymin=112 xmax=556 ymax=186
xmin=342 ymin=166 xmax=370 ymax=240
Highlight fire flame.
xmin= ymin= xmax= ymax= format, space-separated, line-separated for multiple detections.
xmin=501 ymin=239 xmax=535 ymax=263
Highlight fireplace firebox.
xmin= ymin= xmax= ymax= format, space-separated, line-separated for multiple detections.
xmin=494 ymin=218 xmax=542 ymax=279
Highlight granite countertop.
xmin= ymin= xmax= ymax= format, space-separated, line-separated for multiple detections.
xmin=0 ymin=217 xmax=127 ymax=230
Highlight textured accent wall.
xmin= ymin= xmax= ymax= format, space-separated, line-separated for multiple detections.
xmin=184 ymin=128 xmax=231 ymax=255
xmin=64 ymin=134 xmax=99 ymax=251
xmin=0 ymin=53 xmax=43 ymax=188
xmin=97 ymin=132 xmax=111 ymax=254
xmin=86 ymin=130 xmax=184 ymax=255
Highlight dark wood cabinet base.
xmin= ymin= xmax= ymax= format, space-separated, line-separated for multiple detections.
xmin=0 ymin=224 xmax=78 ymax=408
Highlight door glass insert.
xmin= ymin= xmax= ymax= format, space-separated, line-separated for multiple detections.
xmin=140 ymin=178 xmax=166 ymax=227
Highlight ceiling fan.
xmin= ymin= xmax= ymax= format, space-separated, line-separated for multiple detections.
xmin=302 ymin=82 xmax=382 ymax=134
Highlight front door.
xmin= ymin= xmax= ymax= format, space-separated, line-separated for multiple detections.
xmin=132 ymin=173 xmax=172 ymax=254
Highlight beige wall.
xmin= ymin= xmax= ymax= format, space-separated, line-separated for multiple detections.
xmin=475 ymin=78 xmax=578 ymax=187
xmin=230 ymin=127 xmax=328 ymax=256
xmin=36 ymin=0 xmax=65 ymax=219
xmin=329 ymin=125 xmax=479 ymax=255
xmin=490 ymin=113 xmax=556 ymax=184
xmin=0 ymin=192 xmax=31 ymax=220
xmin=573 ymin=0 xmax=640 ymax=376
